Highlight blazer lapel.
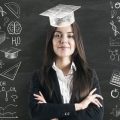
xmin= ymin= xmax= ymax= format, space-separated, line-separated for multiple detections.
xmin=49 ymin=68 xmax=63 ymax=103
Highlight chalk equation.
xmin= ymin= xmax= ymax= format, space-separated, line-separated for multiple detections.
xmin=12 ymin=36 xmax=21 ymax=46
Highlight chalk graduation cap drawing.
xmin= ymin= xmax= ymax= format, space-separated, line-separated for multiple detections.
xmin=40 ymin=4 xmax=81 ymax=27
xmin=0 ymin=47 xmax=21 ymax=59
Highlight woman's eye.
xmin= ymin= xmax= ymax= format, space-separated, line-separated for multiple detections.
xmin=68 ymin=35 xmax=74 ymax=38
xmin=54 ymin=34 xmax=61 ymax=38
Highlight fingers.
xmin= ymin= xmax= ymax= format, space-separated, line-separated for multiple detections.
xmin=33 ymin=94 xmax=40 ymax=98
xmin=87 ymin=88 xmax=103 ymax=108
xmin=89 ymin=88 xmax=97 ymax=95
xmin=39 ymin=91 xmax=44 ymax=97
xmin=33 ymin=92 xmax=47 ymax=103
xmin=93 ymin=94 xmax=103 ymax=100
xmin=92 ymin=98 xmax=103 ymax=108
xmin=38 ymin=101 xmax=45 ymax=104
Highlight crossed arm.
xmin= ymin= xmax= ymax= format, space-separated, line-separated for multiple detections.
xmin=29 ymin=71 xmax=104 ymax=120
xmin=34 ymin=88 xmax=103 ymax=111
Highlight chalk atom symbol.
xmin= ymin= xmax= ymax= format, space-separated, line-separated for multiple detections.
xmin=0 ymin=62 xmax=21 ymax=80
xmin=4 ymin=2 xmax=20 ymax=18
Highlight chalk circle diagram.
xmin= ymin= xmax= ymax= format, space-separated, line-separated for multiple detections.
xmin=0 ymin=104 xmax=18 ymax=119
xmin=4 ymin=2 xmax=20 ymax=18
xmin=111 ymin=88 xmax=119 ymax=98
xmin=7 ymin=21 xmax=22 ymax=35
xmin=0 ymin=47 xmax=21 ymax=59
xmin=0 ymin=62 xmax=21 ymax=81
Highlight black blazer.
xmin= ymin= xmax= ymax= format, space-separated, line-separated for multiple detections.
xmin=29 ymin=68 xmax=104 ymax=120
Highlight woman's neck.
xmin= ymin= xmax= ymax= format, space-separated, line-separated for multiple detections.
xmin=55 ymin=57 xmax=71 ymax=75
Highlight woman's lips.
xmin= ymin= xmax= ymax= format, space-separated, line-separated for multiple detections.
xmin=58 ymin=46 xmax=70 ymax=48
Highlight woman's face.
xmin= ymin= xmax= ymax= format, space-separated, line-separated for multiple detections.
xmin=52 ymin=25 xmax=76 ymax=59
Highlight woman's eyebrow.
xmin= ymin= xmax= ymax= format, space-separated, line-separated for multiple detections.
xmin=55 ymin=31 xmax=73 ymax=33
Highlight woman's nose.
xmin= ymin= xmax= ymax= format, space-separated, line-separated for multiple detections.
xmin=60 ymin=35 xmax=68 ymax=43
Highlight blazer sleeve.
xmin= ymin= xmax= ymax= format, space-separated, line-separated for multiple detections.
xmin=28 ymin=71 xmax=76 ymax=120
xmin=76 ymin=69 xmax=104 ymax=120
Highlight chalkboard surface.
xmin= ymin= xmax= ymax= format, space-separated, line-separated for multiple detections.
xmin=0 ymin=0 xmax=120 ymax=120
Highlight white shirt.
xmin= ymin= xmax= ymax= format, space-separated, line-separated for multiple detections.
xmin=52 ymin=62 xmax=76 ymax=103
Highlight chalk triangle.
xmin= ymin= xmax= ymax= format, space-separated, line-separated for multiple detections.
xmin=0 ymin=62 xmax=21 ymax=80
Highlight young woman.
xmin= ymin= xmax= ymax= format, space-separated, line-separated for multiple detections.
xmin=29 ymin=21 xmax=104 ymax=120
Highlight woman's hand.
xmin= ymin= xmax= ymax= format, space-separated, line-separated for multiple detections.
xmin=75 ymin=88 xmax=103 ymax=111
xmin=33 ymin=92 xmax=58 ymax=120
xmin=33 ymin=91 xmax=46 ymax=103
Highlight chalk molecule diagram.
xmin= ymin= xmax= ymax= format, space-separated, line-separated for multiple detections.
xmin=0 ymin=86 xmax=18 ymax=102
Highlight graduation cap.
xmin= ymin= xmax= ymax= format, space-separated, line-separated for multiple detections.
xmin=0 ymin=47 xmax=21 ymax=59
xmin=40 ymin=4 xmax=81 ymax=27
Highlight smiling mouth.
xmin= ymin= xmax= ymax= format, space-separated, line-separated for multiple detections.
xmin=58 ymin=47 xmax=70 ymax=48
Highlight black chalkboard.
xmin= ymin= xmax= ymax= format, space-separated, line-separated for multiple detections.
xmin=0 ymin=0 xmax=120 ymax=120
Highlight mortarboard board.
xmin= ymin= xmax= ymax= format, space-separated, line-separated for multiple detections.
xmin=0 ymin=47 xmax=21 ymax=59
xmin=40 ymin=4 xmax=81 ymax=27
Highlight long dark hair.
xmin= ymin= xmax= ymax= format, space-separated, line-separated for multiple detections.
xmin=41 ymin=22 xmax=92 ymax=102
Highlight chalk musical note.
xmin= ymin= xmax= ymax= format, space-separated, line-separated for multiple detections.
xmin=0 ymin=6 xmax=7 ymax=17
